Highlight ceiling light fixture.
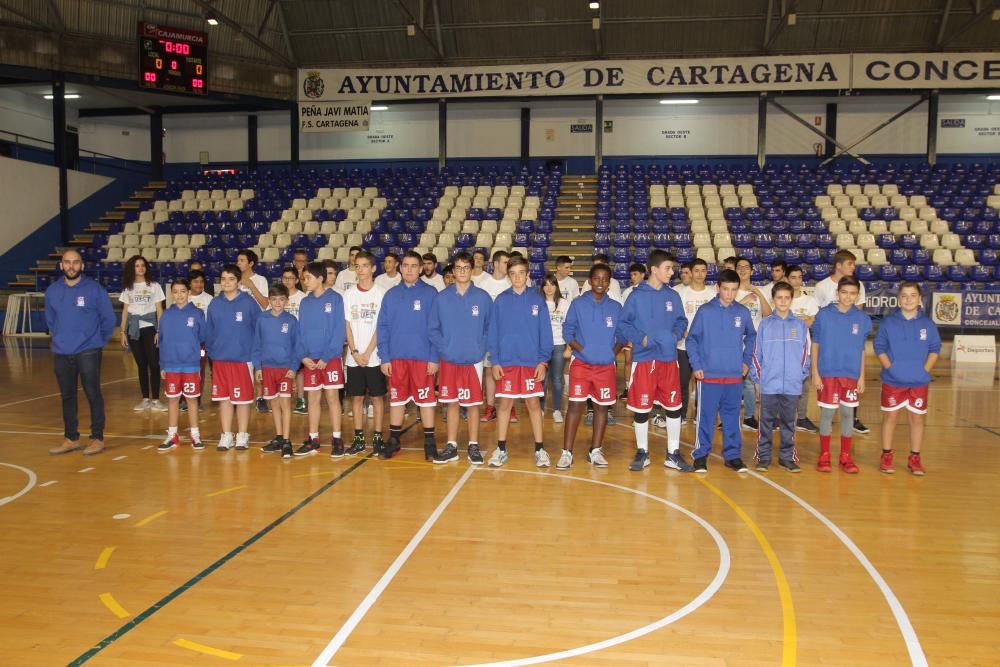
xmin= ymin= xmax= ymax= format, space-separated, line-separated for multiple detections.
xmin=659 ymin=99 xmax=699 ymax=105
xmin=370 ymin=105 xmax=388 ymax=111
xmin=589 ymin=2 xmax=600 ymax=9
xmin=987 ymin=95 xmax=1000 ymax=100
xmin=206 ymin=12 xmax=219 ymax=26
xmin=44 ymin=93 xmax=81 ymax=99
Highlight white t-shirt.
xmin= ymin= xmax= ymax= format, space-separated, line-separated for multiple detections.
xmin=546 ymin=298 xmax=569 ymax=346
xmin=791 ymin=292 xmax=820 ymax=320
xmin=813 ymin=276 xmax=867 ymax=309
xmin=421 ymin=273 xmax=446 ymax=292
xmin=582 ymin=277 xmax=623 ymax=304
xmin=760 ymin=281 xmax=776 ymax=307
xmin=737 ymin=287 xmax=765 ymax=329
xmin=335 ymin=268 xmax=358 ymax=293
xmin=374 ymin=272 xmax=401 ymax=292
xmin=343 ymin=284 xmax=384 ymax=367
xmin=557 ymin=275 xmax=580 ymax=302
xmin=675 ymin=284 xmax=718 ymax=350
xmin=238 ymin=273 xmax=270 ymax=309
xmin=189 ymin=291 xmax=213 ymax=316
xmin=478 ymin=273 xmax=511 ymax=300
xmin=119 ymin=281 xmax=165 ymax=328
xmin=286 ymin=290 xmax=305 ymax=319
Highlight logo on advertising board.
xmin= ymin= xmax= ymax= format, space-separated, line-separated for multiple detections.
xmin=303 ymin=71 xmax=325 ymax=99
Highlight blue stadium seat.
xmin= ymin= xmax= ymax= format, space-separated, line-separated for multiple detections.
xmin=945 ymin=265 xmax=969 ymax=282
xmin=925 ymin=265 xmax=945 ymax=283
xmin=901 ymin=265 xmax=925 ymax=281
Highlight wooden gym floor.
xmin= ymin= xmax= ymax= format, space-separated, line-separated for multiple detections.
xmin=0 ymin=339 xmax=997 ymax=667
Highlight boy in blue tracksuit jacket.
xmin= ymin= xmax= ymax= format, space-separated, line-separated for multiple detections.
xmin=873 ymin=281 xmax=940 ymax=476
xmin=158 ymin=277 xmax=207 ymax=451
xmin=205 ymin=264 xmax=260 ymax=451
xmin=557 ymin=264 xmax=624 ymax=471
xmin=376 ymin=251 xmax=440 ymax=460
xmin=295 ymin=262 xmax=347 ymax=457
xmin=749 ymin=282 xmax=810 ymax=472
xmin=810 ymin=276 xmax=872 ymax=474
xmin=686 ymin=269 xmax=757 ymax=473
xmin=253 ymin=284 xmax=300 ymax=458
xmin=427 ymin=251 xmax=493 ymax=465
xmin=616 ymin=249 xmax=690 ymax=472
xmin=485 ymin=257 xmax=553 ymax=468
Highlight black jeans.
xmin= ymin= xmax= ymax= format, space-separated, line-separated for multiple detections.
xmin=54 ymin=348 xmax=105 ymax=441
xmin=129 ymin=327 xmax=160 ymax=399
xmin=678 ymin=349 xmax=694 ymax=419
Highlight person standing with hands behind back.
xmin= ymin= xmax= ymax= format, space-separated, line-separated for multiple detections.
xmin=120 ymin=254 xmax=166 ymax=412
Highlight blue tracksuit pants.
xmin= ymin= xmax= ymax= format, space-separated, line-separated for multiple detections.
xmin=692 ymin=380 xmax=744 ymax=461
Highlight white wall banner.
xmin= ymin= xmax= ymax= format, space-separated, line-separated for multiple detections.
xmin=298 ymin=100 xmax=371 ymax=132
xmin=851 ymin=53 xmax=1000 ymax=89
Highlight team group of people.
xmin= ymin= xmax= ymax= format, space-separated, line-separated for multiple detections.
xmin=44 ymin=244 xmax=940 ymax=475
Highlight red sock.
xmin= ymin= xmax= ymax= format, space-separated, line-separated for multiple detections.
xmin=819 ymin=435 xmax=831 ymax=456
xmin=840 ymin=436 xmax=853 ymax=458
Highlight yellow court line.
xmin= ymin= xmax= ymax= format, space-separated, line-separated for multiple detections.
xmin=695 ymin=476 xmax=797 ymax=667
xmin=133 ymin=510 xmax=168 ymax=528
xmin=173 ymin=638 xmax=243 ymax=660
xmin=94 ymin=546 xmax=116 ymax=570
xmin=98 ymin=592 xmax=130 ymax=618
xmin=292 ymin=470 xmax=338 ymax=479
xmin=206 ymin=484 xmax=248 ymax=498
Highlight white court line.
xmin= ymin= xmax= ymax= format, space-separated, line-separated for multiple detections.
xmin=39 ymin=480 xmax=58 ymax=487
xmin=112 ymin=455 xmax=127 ymax=461
xmin=0 ymin=462 xmax=37 ymax=507
xmin=0 ymin=376 xmax=135 ymax=410
xmin=312 ymin=466 xmax=476 ymax=667
xmin=77 ymin=467 xmax=94 ymax=473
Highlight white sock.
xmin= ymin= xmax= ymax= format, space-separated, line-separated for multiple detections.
xmin=190 ymin=428 xmax=201 ymax=441
xmin=666 ymin=417 xmax=681 ymax=454
xmin=635 ymin=420 xmax=649 ymax=451
xmin=166 ymin=426 xmax=178 ymax=437
xmin=309 ymin=432 xmax=319 ymax=440
xmin=333 ymin=431 xmax=341 ymax=440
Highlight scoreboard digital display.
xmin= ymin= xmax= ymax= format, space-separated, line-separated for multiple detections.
xmin=138 ymin=22 xmax=208 ymax=95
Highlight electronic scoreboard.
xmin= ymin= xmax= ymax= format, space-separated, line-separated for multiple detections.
xmin=138 ymin=22 xmax=208 ymax=95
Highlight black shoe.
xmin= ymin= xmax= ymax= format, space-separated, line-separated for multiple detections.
xmin=618 ymin=389 xmax=629 ymax=400
xmin=434 ymin=443 xmax=459 ymax=464
xmin=796 ymin=417 xmax=819 ymax=433
xmin=281 ymin=440 xmax=293 ymax=458
xmin=725 ymin=457 xmax=749 ymax=472
xmin=256 ymin=397 xmax=270 ymax=414
xmin=179 ymin=399 xmax=188 ymax=413
xmin=380 ymin=437 xmax=401 ymax=459
xmin=742 ymin=417 xmax=759 ymax=431
xmin=628 ymin=449 xmax=650 ymax=471
xmin=372 ymin=432 xmax=385 ymax=456
xmin=261 ymin=436 xmax=284 ymax=453
xmin=330 ymin=438 xmax=345 ymax=459
xmin=693 ymin=456 xmax=708 ymax=474
xmin=755 ymin=459 xmax=770 ymax=472
xmin=294 ymin=438 xmax=320 ymax=457
xmin=191 ymin=439 xmax=205 ymax=451
xmin=467 ymin=443 xmax=484 ymax=465
xmin=423 ymin=439 xmax=439 ymax=462
xmin=346 ymin=433 xmax=366 ymax=456
xmin=853 ymin=418 xmax=870 ymax=434
xmin=779 ymin=459 xmax=801 ymax=473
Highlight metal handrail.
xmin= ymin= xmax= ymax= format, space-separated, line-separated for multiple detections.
xmin=0 ymin=129 xmax=150 ymax=174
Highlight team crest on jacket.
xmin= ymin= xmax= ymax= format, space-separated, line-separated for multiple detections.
xmin=324 ymin=303 xmax=332 ymax=313
xmin=413 ymin=299 xmax=421 ymax=311
xmin=76 ymin=296 xmax=86 ymax=307
xmin=531 ymin=304 xmax=539 ymax=316
xmin=666 ymin=301 xmax=673 ymax=311
xmin=852 ymin=323 xmax=859 ymax=335
xmin=734 ymin=316 xmax=742 ymax=327
xmin=235 ymin=311 xmax=243 ymax=322
xmin=790 ymin=327 xmax=798 ymax=339
xmin=605 ymin=316 xmax=613 ymax=328
xmin=281 ymin=323 xmax=289 ymax=333
xmin=919 ymin=328 xmax=927 ymax=340
xmin=186 ymin=317 xmax=195 ymax=327
xmin=472 ymin=305 xmax=479 ymax=316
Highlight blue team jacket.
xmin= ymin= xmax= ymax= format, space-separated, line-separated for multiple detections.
xmin=750 ymin=312 xmax=811 ymax=395
xmin=253 ymin=310 xmax=300 ymax=371
xmin=616 ymin=282 xmax=688 ymax=362
xmin=686 ymin=296 xmax=757 ymax=379
xmin=428 ymin=283 xmax=492 ymax=365
xmin=296 ymin=288 xmax=346 ymax=361
xmin=158 ymin=302 xmax=205 ymax=372
xmin=873 ymin=309 xmax=941 ymax=388
xmin=44 ymin=277 xmax=116 ymax=355
xmin=812 ymin=303 xmax=872 ymax=379
xmin=563 ymin=291 xmax=623 ymax=366
xmin=376 ymin=280 xmax=438 ymax=362
xmin=487 ymin=287 xmax=553 ymax=368
xmin=205 ymin=291 xmax=259 ymax=362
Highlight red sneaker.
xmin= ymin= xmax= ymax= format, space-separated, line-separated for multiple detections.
xmin=158 ymin=434 xmax=179 ymax=452
xmin=839 ymin=454 xmax=860 ymax=474
xmin=907 ymin=453 xmax=926 ymax=476
xmin=480 ymin=405 xmax=496 ymax=423
xmin=879 ymin=450 xmax=895 ymax=474
xmin=816 ymin=451 xmax=833 ymax=473
xmin=509 ymin=406 xmax=518 ymax=423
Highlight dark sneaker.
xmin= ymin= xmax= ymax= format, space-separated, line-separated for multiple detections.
xmin=380 ymin=437 xmax=401 ymax=459
xmin=372 ymin=432 xmax=386 ymax=456
xmin=158 ymin=434 xmax=179 ymax=452
xmin=261 ymin=436 xmax=284 ymax=454
xmin=433 ymin=443 xmax=459 ymax=464
xmin=628 ymin=449 xmax=650 ymax=471
xmin=796 ymin=417 xmax=819 ymax=433
xmin=725 ymin=458 xmax=749 ymax=473
xmin=853 ymin=418 xmax=870 ymax=435
xmin=293 ymin=398 xmax=308 ymax=415
xmin=330 ymin=438 xmax=345 ymax=459
xmin=179 ymin=399 xmax=188 ymax=413
xmin=281 ymin=440 xmax=293 ymax=458
xmin=742 ymin=417 xmax=759 ymax=431
xmin=423 ymin=439 xmax=439 ymax=462
xmin=779 ymin=459 xmax=801 ymax=473
xmin=294 ymin=438 xmax=320 ymax=457
xmin=664 ymin=451 xmax=694 ymax=472
xmin=584 ymin=411 xmax=594 ymax=426
xmin=467 ymin=443 xmax=485 ymax=465
xmin=755 ymin=459 xmax=770 ymax=472
xmin=191 ymin=438 xmax=205 ymax=452
xmin=256 ymin=397 xmax=270 ymax=414
xmin=693 ymin=456 xmax=708 ymax=474
xmin=346 ymin=433 xmax=366 ymax=456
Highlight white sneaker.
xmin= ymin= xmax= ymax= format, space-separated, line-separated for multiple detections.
xmin=556 ymin=449 xmax=573 ymax=470
xmin=651 ymin=414 xmax=667 ymax=429
xmin=487 ymin=448 xmax=509 ymax=467
xmin=366 ymin=403 xmax=374 ymax=419
xmin=216 ymin=433 xmax=234 ymax=451
xmin=552 ymin=410 xmax=564 ymax=423
xmin=148 ymin=399 xmax=167 ymax=412
xmin=535 ymin=448 xmax=551 ymax=468
xmin=234 ymin=433 xmax=250 ymax=450
xmin=133 ymin=398 xmax=151 ymax=411
xmin=588 ymin=448 xmax=609 ymax=468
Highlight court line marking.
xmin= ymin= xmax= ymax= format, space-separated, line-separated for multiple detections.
xmin=94 ymin=546 xmax=116 ymax=570
xmin=695 ymin=476 xmax=796 ymax=667
xmin=975 ymin=425 xmax=1000 ymax=438
xmin=206 ymin=485 xmax=248 ymax=498
xmin=0 ymin=462 xmax=37 ymax=507
xmin=313 ymin=468 xmax=732 ymax=667
xmin=77 ymin=467 xmax=95 ymax=473
xmin=98 ymin=593 xmax=130 ymax=618
xmin=112 ymin=455 xmax=127 ymax=461
xmin=133 ymin=510 xmax=167 ymax=528
xmin=312 ymin=466 xmax=476 ymax=667
xmin=40 ymin=480 xmax=57 ymax=487
xmin=0 ymin=376 xmax=135 ymax=410
xmin=65 ymin=457 xmax=371 ymax=666
xmin=173 ymin=638 xmax=243 ymax=661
